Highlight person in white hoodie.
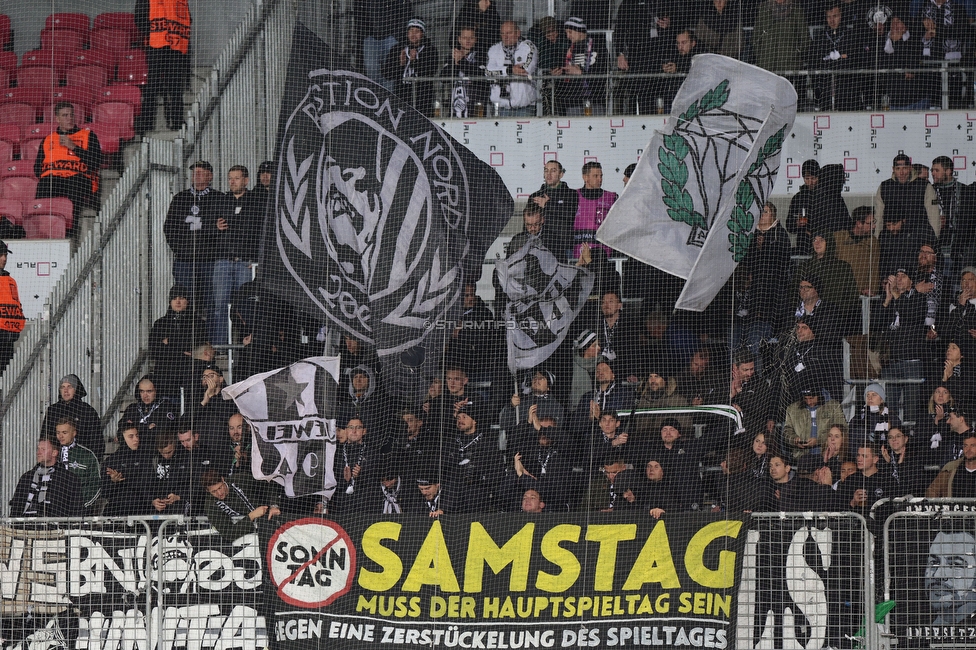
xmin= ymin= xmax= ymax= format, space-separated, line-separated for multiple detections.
xmin=486 ymin=21 xmax=539 ymax=116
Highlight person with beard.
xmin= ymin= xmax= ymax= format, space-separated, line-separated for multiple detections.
xmin=392 ymin=407 xmax=435 ymax=470
xmin=810 ymin=5 xmax=860 ymax=110
xmin=451 ymin=404 xmax=504 ymax=512
xmin=572 ymin=163 xmax=619 ymax=261
xmin=834 ymin=206 xmax=881 ymax=298
xmin=775 ymin=317 xmax=836 ymax=410
xmin=941 ymin=268 xmax=976 ymax=354
xmin=587 ymin=454 xmax=639 ymax=511
xmin=874 ymin=153 xmax=941 ymax=243
xmin=695 ymin=0 xmax=745 ymax=58
xmin=794 ymin=234 xmax=859 ymax=334
xmin=486 ymin=21 xmax=540 ymax=117
xmin=550 ymin=18 xmax=610 ymax=115
xmin=930 ymin=157 xmax=975 ymax=272
xmin=193 ymin=366 xmax=237 ymax=446
xmin=383 ymin=19 xmax=440 ymax=116
xmin=413 ymin=466 xmax=452 ymax=518
xmin=592 ymin=289 xmax=641 ymax=380
xmin=783 ymin=386 xmax=847 ymax=464
xmin=146 ymin=431 xmax=191 ymax=515
xmin=510 ymin=407 xmax=575 ymax=511
xmin=644 ymin=418 xmax=702 ymax=508
xmin=676 ymin=346 xmax=724 ymax=406
xmin=637 ymin=458 xmax=682 ymax=518
xmin=632 ymin=366 xmax=690 ymax=444
xmin=651 ymin=30 xmax=699 ymax=112
xmin=876 ymin=268 xmax=927 ymax=423
xmin=442 ymin=25 xmax=487 ymax=119
xmin=500 ymin=368 xmax=564 ymax=435
xmin=915 ymin=241 xmax=945 ymax=342
xmin=120 ymin=376 xmax=176 ymax=449
xmin=331 ymin=417 xmax=376 ymax=514
xmin=9 ymin=435 xmax=82 ymax=517
xmin=840 ymin=444 xmax=896 ymax=514
xmin=221 ymin=413 xmax=251 ymax=478
xmin=103 ymin=424 xmax=151 ymax=516
xmin=41 ymin=374 xmax=103 ymax=460
xmin=148 ymin=286 xmax=208 ymax=399
xmin=785 ymin=160 xmax=819 ymax=254
xmin=728 ymin=349 xmax=777 ymax=441
xmin=928 ymin=429 xmax=976 ymax=497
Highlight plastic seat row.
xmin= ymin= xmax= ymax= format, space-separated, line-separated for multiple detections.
xmin=0 ymin=49 xmax=147 ymax=86
xmin=0 ymin=196 xmax=73 ymax=238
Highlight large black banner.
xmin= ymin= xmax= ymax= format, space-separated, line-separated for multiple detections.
xmin=260 ymin=513 xmax=749 ymax=648
xmin=262 ymin=24 xmax=513 ymax=400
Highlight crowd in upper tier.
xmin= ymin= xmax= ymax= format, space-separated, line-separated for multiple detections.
xmin=358 ymin=0 xmax=976 ymax=115
xmin=10 ymin=143 xmax=976 ymax=533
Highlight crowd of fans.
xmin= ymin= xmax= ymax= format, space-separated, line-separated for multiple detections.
xmin=357 ymin=0 xmax=976 ymax=116
xmin=8 ymin=144 xmax=976 ymax=540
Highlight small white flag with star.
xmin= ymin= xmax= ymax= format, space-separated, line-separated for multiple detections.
xmin=221 ymin=356 xmax=340 ymax=499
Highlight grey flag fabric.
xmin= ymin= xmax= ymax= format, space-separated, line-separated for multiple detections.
xmin=597 ymin=54 xmax=797 ymax=311
xmin=495 ymin=239 xmax=594 ymax=373
xmin=221 ymin=356 xmax=340 ymax=499
xmin=261 ymin=24 xmax=513 ymax=395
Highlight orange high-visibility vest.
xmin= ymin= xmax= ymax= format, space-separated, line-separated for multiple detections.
xmin=148 ymin=0 xmax=191 ymax=55
xmin=40 ymin=129 xmax=98 ymax=194
xmin=0 ymin=276 xmax=24 ymax=333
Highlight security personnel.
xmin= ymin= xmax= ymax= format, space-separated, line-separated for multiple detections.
xmin=0 ymin=241 xmax=24 ymax=374
xmin=34 ymin=102 xmax=102 ymax=220
xmin=136 ymin=0 xmax=191 ymax=133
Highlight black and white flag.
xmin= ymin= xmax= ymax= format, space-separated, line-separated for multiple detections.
xmin=496 ymin=240 xmax=594 ymax=373
xmin=221 ymin=357 xmax=339 ymax=499
xmin=263 ymin=24 xmax=513 ymax=380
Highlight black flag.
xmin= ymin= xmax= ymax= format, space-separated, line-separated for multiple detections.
xmin=262 ymin=24 xmax=513 ymax=393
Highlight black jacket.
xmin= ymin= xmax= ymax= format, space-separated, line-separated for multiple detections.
xmin=102 ymin=447 xmax=152 ymax=516
xmin=41 ymin=379 xmax=103 ymax=459
xmin=163 ymin=187 xmax=230 ymax=263
xmin=9 ymin=463 xmax=83 ymax=517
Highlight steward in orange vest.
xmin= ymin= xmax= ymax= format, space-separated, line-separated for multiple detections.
xmin=34 ymin=103 xmax=102 ymax=216
xmin=136 ymin=0 xmax=192 ymax=133
xmin=0 ymin=240 xmax=23 ymax=375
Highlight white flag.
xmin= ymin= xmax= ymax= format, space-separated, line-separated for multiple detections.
xmin=596 ymin=54 xmax=797 ymax=310
xmin=221 ymin=356 xmax=340 ymax=499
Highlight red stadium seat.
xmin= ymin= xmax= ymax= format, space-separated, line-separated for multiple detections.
xmin=0 ymin=199 xmax=24 ymax=226
xmin=0 ymin=15 xmax=11 ymax=51
xmin=1 ymin=88 xmax=46 ymax=110
xmin=0 ymin=103 xmax=36 ymax=128
xmin=23 ymin=213 xmax=66 ymax=239
xmin=0 ymin=123 xmax=20 ymax=146
xmin=0 ymin=162 xmax=34 ymax=179
xmin=93 ymin=102 xmax=134 ymax=142
xmin=21 ymin=50 xmax=70 ymax=77
xmin=1 ymin=177 xmax=38 ymax=203
xmin=95 ymin=84 xmax=141 ymax=116
xmin=0 ymin=140 xmax=11 ymax=163
xmin=0 ymin=52 xmax=16 ymax=74
xmin=0 ymin=69 xmax=7 ymax=90
xmin=22 ymin=123 xmax=51 ymax=142
xmin=65 ymin=66 xmax=107 ymax=97
xmin=19 ymin=138 xmax=42 ymax=164
xmin=41 ymin=29 xmax=85 ymax=53
xmin=90 ymin=29 xmax=132 ymax=53
xmin=116 ymin=50 xmax=148 ymax=85
xmin=26 ymin=197 xmax=72 ymax=231
xmin=94 ymin=13 xmax=137 ymax=40
xmin=16 ymin=67 xmax=58 ymax=89
xmin=45 ymin=13 xmax=90 ymax=36
xmin=88 ymin=123 xmax=119 ymax=156
xmin=69 ymin=49 xmax=116 ymax=76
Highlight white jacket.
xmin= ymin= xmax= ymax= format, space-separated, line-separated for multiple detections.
xmin=486 ymin=39 xmax=539 ymax=109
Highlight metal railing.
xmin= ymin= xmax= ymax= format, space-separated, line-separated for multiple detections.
xmin=0 ymin=0 xmax=295 ymax=507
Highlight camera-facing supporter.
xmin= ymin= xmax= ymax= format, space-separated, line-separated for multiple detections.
xmin=500 ymin=369 xmax=564 ymax=433
xmin=931 ymin=158 xmax=975 ymax=270
xmin=580 ymin=409 xmax=637 ymax=470
xmin=927 ymin=430 xmax=976 ymax=497
xmin=632 ymin=366 xmax=690 ymax=442
xmin=728 ymin=349 xmax=776 ymax=440
xmin=922 ymin=384 xmax=958 ymax=464
xmin=839 ymin=443 xmax=897 ymax=513
xmin=875 ymin=153 xmax=941 ymax=243
xmin=941 ymin=341 xmax=975 ymax=413
xmin=221 ymin=413 xmax=251 ymax=478
xmin=383 ymin=18 xmax=440 ymax=116
xmin=423 ymin=365 xmax=473 ymax=439
xmin=176 ymin=417 xmax=225 ymax=514
xmin=571 ymin=361 xmax=635 ymax=442
xmin=644 ymin=418 xmax=702 ymax=508
xmin=41 ymin=374 xmax=103 ymax=460
xmin=941 ymin=268 xmax=976 ymax=360
xmin=876 ymin=268 xmax=927 ymax=423
xmin=102 ymin=424 xmax=150 ymax=517
xmin=651 ymin=30 xmax=699 ymax=113
xmin=332 ymin=416 xmax=378 ymax=513
xmin=850 ymin=383 xmax=899 ymax=456
xmin=528 ymin=163 xmax=579 ymax=259
xmin=392 ymin=407 xmax=434 ymax=470
xmin=194 ymin=365 xmax=237 ymax=445
xmin=338 ymin=364 xmax=385 ymax=437
xmin=120 ymin=375 xmax=176 ymax=448
xmin=486 ymin=21 xmax=540 ymax=117
xmin=35 ymin=102 xmax=102 ymax=225
xmin=592 ymin=288 xmax=641 ymax=379
xmin=454 ymin=0 xmax=502 ymax=45
xmin=810 ymin=5 xmax=861 ymax=111
xmin=442 ymin=26 xmax=488 ymax=119
xmin=636 ymin=458 xmax=682 ymax=518
xmin=794 ymin=235 xmax=859 ymax=334
xmin=572 ymin=162 xmax=618 ymax=261
xmin=880 ymin=425 xmax=927 ymax=497
xmin=450 ymin=404 xmax=504 ymax=512
xmin=549 ymin=18 xmax=610 ymax=116
xmin=587 ymin=453 xmax=638 ymax=511
xmin=719 ymin=432 xmax=772 ymax=512
xmin=55 ymin=417 xmax=101 ymax=512
xmin=9 ymin=435 xmax=82 ymax=518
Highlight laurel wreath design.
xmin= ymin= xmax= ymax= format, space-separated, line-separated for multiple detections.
xmin=658 ymin=80 xmax=731 ymax=230
xmin=281 ymin=137 xmax=314 ymax=258
xmin=726 ymin=124 xmax=787 ymax=262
